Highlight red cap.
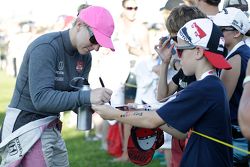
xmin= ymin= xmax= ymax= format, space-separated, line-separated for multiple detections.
xmin=127 ymin=127 xmax=164 ymax=166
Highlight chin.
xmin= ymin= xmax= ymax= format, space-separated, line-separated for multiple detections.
xmin=79 ymin=51 xmax=88 ymax=55
xmin=79 ymin=49 xmax=90 ymax=55
xmin=182 ymin=70 xmax=193 ymax=76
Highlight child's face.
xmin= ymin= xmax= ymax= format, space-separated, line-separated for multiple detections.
xmin=176 ymin=38 xmax=197 ymax=76
xmin=220 ymin=27 xmax=238 ymax=49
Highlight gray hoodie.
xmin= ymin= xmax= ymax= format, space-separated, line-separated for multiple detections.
xmin=9 ymin=30 xmax=92 ymax=116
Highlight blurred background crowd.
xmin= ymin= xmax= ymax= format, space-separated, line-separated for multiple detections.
xmin=0 ymin=0 xmax=226 ymax=76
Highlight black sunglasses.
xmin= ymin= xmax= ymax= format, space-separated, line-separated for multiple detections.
xmin=125 ymin=6 xmax=138 ymax=11
xmin=89 ymin=36 xmax=98 ymax=45
xmin=219 ymin=26 xmax=237 ymax=32
xmin=86 ymin=26 xmax=98 ymax=45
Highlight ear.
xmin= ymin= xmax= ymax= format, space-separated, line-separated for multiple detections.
xmin=75 ymin=19 xmax=82 ymax=32
xmin=233 ymin=31 xmax=242 ymax=38
xmin=195 ymin=46 xmax=204 ymax=60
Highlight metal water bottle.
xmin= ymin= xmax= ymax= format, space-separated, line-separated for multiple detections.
xmin=77 ymin=79 xmax=92 ymax=131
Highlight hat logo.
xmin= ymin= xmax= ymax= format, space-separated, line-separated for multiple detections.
xmin=58 ymin=61 xmax=64 ymax=71
xmin=232 ymin=20 xmax=243 ymax=31
xmin=137 ymin=135 xmax=157 ymax=151
xmin=180 ymin=27 xmax=192 ymax=43
xmin=180 ymin=22 xmax=207 ymax=44
xmin=192 ymin=22 xmax=206 ymax=39
xmin=223 ymin=8 xmax=228 ymax=14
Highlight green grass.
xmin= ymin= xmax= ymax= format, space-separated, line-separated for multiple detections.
xmin=0 ymin=70 xmax=15 ymax=123
xmin=0 ymin=70 xmax=162 ymax=167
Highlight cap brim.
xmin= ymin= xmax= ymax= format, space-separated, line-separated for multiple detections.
xmin=92 ymin=29 xmax=115 ymax=51
xmin=154 ymin=128 xmax=164 ymax=149
xmin=204 ymin=51 xmax=232 ymax=70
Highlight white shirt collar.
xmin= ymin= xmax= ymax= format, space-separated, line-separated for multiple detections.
xmin=198 ymin=70 xmax=217 ymax=81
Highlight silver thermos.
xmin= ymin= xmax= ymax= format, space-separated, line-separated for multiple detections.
xmin=76 ymin=79 xmax=92 ymax=131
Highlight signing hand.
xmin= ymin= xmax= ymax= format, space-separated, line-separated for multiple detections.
xmin=90 ymin=88 xmax=113 ymax=104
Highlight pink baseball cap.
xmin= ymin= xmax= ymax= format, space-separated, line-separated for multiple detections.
xmin=78 ymin=6 xmax=115 ymax=51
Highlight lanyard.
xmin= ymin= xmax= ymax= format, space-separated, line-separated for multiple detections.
xmin=192 ymin=130 xmax=250 ymax=154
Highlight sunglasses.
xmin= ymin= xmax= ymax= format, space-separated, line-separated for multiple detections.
xmin=125 ymin=6 xmax=138 ymax=11
xmin=86 ymin=26 xmax=98 ymax=45
xmin=219 ymin=26 xmax=237 ymax=32
xmin=176 ymin=45 xmax=196 ymax=58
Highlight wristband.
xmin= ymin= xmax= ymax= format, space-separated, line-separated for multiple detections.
xmin=243 ymin=75 xmax=250 ymax=87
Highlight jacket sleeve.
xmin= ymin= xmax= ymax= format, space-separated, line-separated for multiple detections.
xmin=28 ymin=44 xmax=88 ymax=113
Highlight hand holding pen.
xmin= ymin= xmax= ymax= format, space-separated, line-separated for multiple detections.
xmin=99 ymin=77 xmax=111 ymax=105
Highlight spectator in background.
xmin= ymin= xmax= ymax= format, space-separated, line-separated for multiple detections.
xmin=117 ymin=0 xmax=152 ymax=104
xmin=160 ymin=0 xmax=185 ymax=23
xmin=112 ymin=0 xmax=152 ymax=162
xmin=88 ymin=40 xmax=130 ymax=147
xmin=156 ymin=5 xmax=207 ymax=167
xmin=0 ymin=6 xmax=114 ymax=166
xmin=223 ymin=0 xmax=248 ymax=12
xmin=238 ymin=60 xmax=250 ymax=141
xmin=52 ymin=15 xmax=75 ymax=31
xmin=195 ymin=0 xmax=221 ymax=18
xmin=223 ymin=0 xmax=250 ymax=47
xmin=213 ymin=7 xmax=250 ymax=167
xmin=7 ymin=21 xmax=36 ymax=77
xmin=159 ymin=0 xmax=196 ymax=24
xmin=117 ymin=0 xmax=151 ymax=61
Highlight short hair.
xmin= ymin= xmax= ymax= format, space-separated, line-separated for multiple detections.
xmin=204 ymin=0 xmax=221 ymax=6
xmin=166 ymin=5 xmax=207 ymax=35
xmin=73 ymin=4 xmax=91 ymax=27
xmin=77 ymin=4 xmax=91 ymax=16
xmin=122 ymin=0 xmax=136 ymax=8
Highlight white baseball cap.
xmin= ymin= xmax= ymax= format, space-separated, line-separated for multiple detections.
xmin=213 ymin=7 xmax=250 ymax=35
xmin=177 ymin=18 xmax=232 ymax=70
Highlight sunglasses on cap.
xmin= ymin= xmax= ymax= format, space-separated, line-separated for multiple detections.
xmin=86 ymin=26 xmax=98 ymax=45
xmin=176 ymin=45 xmax=196 ymax=58
xmin=125 ymin=6 xmax=138 ymax=11
xmin=219 ymin=26 xmax=237 ymax=32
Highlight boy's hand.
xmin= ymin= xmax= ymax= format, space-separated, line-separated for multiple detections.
xmin=154 ymin=37 xmax=174 ymax=64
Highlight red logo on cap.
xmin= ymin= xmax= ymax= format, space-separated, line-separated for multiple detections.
xmin=192 ymin=22 xmax=206 ymax=39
